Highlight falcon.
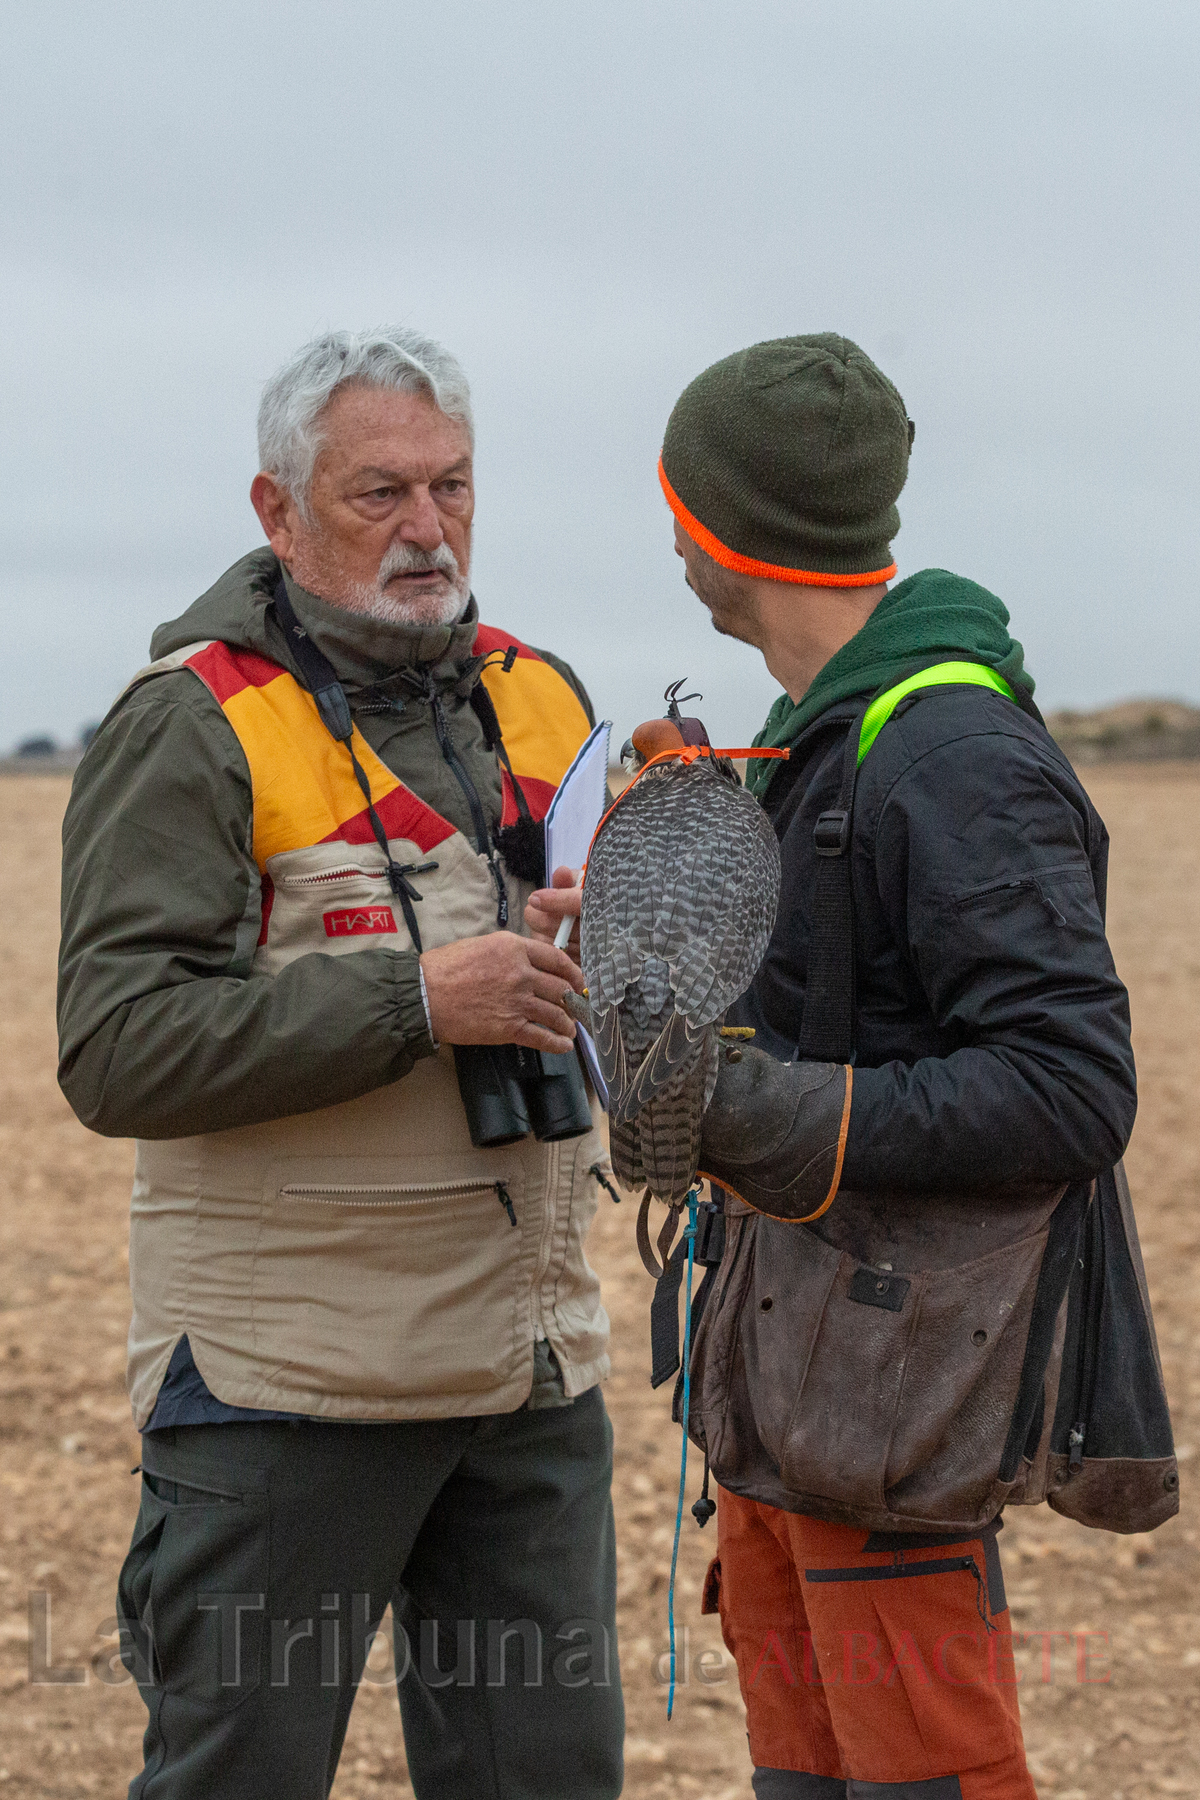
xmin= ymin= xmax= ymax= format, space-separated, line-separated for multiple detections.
xmin=579 ymin=685 xmax=781 ymax=1210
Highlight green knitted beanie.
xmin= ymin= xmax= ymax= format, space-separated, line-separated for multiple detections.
xmin=659 ymin=333 xmax=913 ymax=586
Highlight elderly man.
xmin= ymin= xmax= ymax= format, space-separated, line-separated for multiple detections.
xmin=58 ymin=329 xmax=623 ymax=1798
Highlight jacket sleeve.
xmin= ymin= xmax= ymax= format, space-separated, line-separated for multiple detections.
xmin=58 ymin=673 xmax=436 ymax=1141
xmin=842 ymin=729 xmax=1137 ymax=1190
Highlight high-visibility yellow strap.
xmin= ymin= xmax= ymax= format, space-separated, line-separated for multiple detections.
xmin=857 ymin=661 xmax=1016 ymax=767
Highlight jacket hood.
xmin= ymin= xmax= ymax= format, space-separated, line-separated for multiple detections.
xmin=149 ymin=548 xmax=482 ymax=688
xmin=747 ymin=566 xmax=1037 ymax=799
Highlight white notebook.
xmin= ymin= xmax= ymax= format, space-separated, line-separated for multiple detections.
xmin=543 ymin=720 xmax=612 ymax=1106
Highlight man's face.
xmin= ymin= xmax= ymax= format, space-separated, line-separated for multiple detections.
xmin=255 ymin=385 xmax=475 ymax=626
xmin=673 ymin=519 xmax=762 ymax=646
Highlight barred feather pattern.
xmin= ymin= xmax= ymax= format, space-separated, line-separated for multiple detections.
xmin=582 ymin=756 xmax=780 ymax=1202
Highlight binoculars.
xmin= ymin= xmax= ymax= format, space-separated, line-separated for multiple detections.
xmin=453 ymin=1044 xmax=593 ymax=1148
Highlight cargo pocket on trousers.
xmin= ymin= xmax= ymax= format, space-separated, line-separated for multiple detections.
xmin=119 ymin=1470 xmax=270 ymax=1711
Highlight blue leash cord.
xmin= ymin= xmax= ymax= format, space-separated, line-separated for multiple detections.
xmin=667 ymin=1187 xmax=700 ymax=1721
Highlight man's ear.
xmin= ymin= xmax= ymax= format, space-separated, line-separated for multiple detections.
xmin=250 ymin=472 xmax=297 ymax=562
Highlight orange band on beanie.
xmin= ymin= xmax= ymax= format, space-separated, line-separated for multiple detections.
xmin=658 ymin=458 xmax=896 ymax=590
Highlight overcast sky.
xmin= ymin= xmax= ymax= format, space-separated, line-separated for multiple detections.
xmin=2 ymin=0 xmax=1197 ymax=750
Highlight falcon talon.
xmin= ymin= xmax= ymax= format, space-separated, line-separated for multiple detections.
xmin=559 ymin=989 xmax=595 ymax=1034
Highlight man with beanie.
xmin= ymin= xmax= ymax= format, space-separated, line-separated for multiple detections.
xmin=661 ymin=336 xmax=1137 ymax=1798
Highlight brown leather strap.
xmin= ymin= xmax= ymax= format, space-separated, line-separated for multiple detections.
xmin=636 ymin=1188 xmax=660 ymax=1276
xmin=636 ymin=1189 xmax=683 ymax=1278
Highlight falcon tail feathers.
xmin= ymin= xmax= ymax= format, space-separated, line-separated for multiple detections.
xmin=608 ymin=1114 xmax=644 ymax=1192
xmin=590 ymin=1001 xmax=629 ymax=1100
xmin=613 ymin=1010 xmax=706 ymax=1124
xmin=637 ymin=1063 xmax=708 ymax=1202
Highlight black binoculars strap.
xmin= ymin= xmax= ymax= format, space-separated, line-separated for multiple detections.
xmin=269 ymin=581 xmax=434 ymax=950
xmin=469 ymin=671 xmax=547 ymax=886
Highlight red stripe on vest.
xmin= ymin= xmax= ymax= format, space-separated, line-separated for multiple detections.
xmin=323 ymin=905 xmax=398 ymax=938
xmin=472 ymin=624 xmax=538 ymax=661
xmin=501 ymin=769 xmax=557 ymax=827
xmin=186 ymin=642 xmax=290 ymax=704
xmin=322 ymin=780 xmax=458 ymax=854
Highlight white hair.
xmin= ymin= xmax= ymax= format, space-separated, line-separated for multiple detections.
xmin=257 ymin=327 xmax=474 ymax=519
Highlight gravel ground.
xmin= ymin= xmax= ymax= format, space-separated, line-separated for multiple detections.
xmin=0 ymin=766 xmax=1195 ymax=1798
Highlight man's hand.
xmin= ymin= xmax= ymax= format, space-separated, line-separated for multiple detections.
xmin=420 ymin=931 xmax=585 ymax=1055
xmin=525 ymin=865 xmax=583 ymax=964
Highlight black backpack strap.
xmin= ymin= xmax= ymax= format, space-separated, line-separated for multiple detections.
xmin=794 ymin=662 xmax=1024 ymax=1062
xmin=796 ymin=703 xmax=869 ymax=1063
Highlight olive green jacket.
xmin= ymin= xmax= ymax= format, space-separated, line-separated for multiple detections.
xmin=58 ymin=548 xmax=593 ymax=1140
xmin=58 ymin=548 xmax=611 ymax=1425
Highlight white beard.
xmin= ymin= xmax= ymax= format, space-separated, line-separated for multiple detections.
xmin=320 ymin=539 xmax=470 ymax=627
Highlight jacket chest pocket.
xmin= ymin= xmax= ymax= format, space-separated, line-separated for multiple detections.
xmin=251 ymin=1165 xmax=531 ymax=1402
xmin=269 ymin=863 xmax=410 ymax=957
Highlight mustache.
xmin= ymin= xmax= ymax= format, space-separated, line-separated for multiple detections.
xmin=376 ymin=541 xmax=461 ymax=584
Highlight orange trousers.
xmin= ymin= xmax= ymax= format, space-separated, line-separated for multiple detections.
xmin=708 ymin=1488 xmax=1037 ymax=1798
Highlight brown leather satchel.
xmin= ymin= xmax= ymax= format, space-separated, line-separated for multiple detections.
xmin=685 ymin=1163 xmax=1177 ymax=1536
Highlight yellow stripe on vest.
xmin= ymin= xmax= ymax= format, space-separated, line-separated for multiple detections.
xmin=222 ymin=673 xmax=404 ymax=867
xmin=480 ymin=655 xmax=591 ymax=791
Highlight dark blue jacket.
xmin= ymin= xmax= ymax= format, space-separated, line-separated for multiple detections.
xmin=735 ymin=681 xmax=1137 ymax=1192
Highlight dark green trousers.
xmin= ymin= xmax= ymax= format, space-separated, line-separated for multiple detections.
xmin=118 ymin=1390 xmax=623 ymax=1798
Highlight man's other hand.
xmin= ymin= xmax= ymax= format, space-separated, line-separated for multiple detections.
xmin=525 ymin=866 xmax=583 ymax=963
xmin=420 ymin=932 xmax=585 ymax=1054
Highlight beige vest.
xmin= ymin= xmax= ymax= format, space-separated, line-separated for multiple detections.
xmin=127 ymin=635 xmax=611 ymax=1427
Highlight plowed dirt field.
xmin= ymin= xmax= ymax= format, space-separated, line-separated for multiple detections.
xmin=0 ymin=767 xmax=1196 ymax=1798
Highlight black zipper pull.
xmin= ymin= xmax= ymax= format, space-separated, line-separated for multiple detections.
xmin=962 ymin=1555 xmax=997 ymax=1633
xmin=496 ymin=1181 xmax=517 ymax=1227
xmin=590 ymin=1163 xmax=622 ymax=1204
xmin=491 ymin=852 xmax=509 ymax=926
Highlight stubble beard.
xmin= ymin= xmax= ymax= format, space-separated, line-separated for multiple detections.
xmin=688 ymin=564 xmax=760 ymax=646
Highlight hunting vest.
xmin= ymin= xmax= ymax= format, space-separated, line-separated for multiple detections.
xmin=126 ymin=627 xmax=612 ymax=1428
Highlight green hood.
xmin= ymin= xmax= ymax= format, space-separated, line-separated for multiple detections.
xmin=746 ymin=568 xmax=1035 ymax=799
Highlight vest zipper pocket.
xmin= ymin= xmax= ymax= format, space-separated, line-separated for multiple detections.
xmin=276 ymin=865 xmax=384 ymax=887
xmin=279 ymin=1177 xmax=519 ymax=1225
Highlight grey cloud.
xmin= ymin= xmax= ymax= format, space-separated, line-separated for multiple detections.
xmin=1 ymin=0 xmax=1196 ymax=747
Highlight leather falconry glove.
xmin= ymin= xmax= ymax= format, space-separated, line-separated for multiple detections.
xmin=698 ymin=1044 xmax=853 ymax=1223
